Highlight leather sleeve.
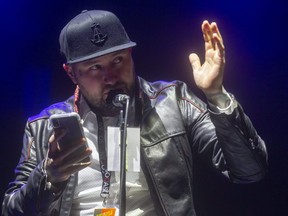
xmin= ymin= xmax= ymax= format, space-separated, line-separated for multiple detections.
xmin=1 ymin=120 xmax=63 ymax=216
xmin=208 ymin=103 xmax=267 ymax=183
xmin=183 ymin=94 xmax=267 ymax=183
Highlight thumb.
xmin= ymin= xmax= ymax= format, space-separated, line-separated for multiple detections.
xmin=48 ymin=129 xmax=65 ymax=157
xmin=189 ymin=53 xmax=201 ymax=71
xmin=48 ymin=134 xmax=59 ymax=158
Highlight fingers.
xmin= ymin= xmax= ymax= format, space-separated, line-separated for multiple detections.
xmin=202 ymin=20 xmax=212 ymax=43
xmin=46 ymin=141 xmax=92 ymax=183
xmin=48 ymin=149 xmax=92 ymax=174
xmin=54 ymin=157 xmax=91 ymax=182
xmin=213 ymin=33 xmax=225 ymax=58
xmin=51 ymin=138 xmax=91 ymax=165
xmin=46 ymin=131 xmax=92 ymax=183
xmin=202 ymin=20 xmax=225 ymax=55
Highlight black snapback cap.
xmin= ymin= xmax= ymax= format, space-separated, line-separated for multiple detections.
xmin=59 ymin=10 xmax=136 ymax=64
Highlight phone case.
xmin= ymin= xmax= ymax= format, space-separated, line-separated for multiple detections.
xmin=49 ymin=112 xmax=85 ymax=147
xmin=49 ymin=112 xmax=91 ymax=162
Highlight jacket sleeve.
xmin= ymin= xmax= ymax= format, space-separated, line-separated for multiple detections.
xmin=182 ymin=90 xmax=267 ymax=183
xmin=209 ymin=102 xmax=267 ymax=183
xmin=1 ymin=120 xmax=64 ymax=216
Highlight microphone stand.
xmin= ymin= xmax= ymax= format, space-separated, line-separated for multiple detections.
xmin=119 ymin=97 xmax=129 ymax=216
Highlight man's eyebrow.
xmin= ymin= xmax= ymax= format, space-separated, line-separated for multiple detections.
xmin=82 ymin=50 xmax=128 ymax=65
xmin=82 ymin=59 xmax=100 ymax=66
xmin=111 ymin=50 xmax=127 ymax=56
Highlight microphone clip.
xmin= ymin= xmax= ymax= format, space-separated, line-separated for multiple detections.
xmin=113 ymin=94 xmax=130 ymax=107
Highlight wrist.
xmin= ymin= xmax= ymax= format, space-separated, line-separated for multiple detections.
xmin=205 ymin=87 xmax=230 ymax=108
xmin=42 ymin=158 xmax=68 ymax=195
xmin=206 ymin=87 xmax=238 ymax=114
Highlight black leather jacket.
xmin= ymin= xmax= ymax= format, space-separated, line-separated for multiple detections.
xmin=2 ymin=77 xmax=267 ymax=216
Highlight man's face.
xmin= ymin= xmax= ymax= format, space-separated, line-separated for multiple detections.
xmin=66 ymin=49 xmax=135 ymax=112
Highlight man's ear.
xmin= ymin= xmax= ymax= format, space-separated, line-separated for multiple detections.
xmin=63 ymin=63 xmax=77 ymax=84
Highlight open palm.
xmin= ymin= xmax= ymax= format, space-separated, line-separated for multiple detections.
xmin=189 ymin=20 xmax=225 ymax=96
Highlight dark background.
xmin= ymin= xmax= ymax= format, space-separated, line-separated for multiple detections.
xmin=1 ymin=0 xmax=287 ymax=215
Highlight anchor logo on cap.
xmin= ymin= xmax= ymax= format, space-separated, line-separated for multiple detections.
xmin=90 ymin=23 xmax=108 ymax=46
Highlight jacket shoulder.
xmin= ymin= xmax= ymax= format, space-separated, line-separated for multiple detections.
xmin=28 ymin=96 xmax=75 ymax=123
xmin=138 ymin=77 xmax=181 ymax=96
xmin=138 ymin=77 xmax=206 ymax=112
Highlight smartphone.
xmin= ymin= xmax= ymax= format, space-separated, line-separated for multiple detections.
xmin=49 ymin=112 xmax=91 ymax=162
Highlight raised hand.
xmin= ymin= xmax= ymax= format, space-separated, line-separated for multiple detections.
xmin=189 ymin=20 xmax=225 ymax=97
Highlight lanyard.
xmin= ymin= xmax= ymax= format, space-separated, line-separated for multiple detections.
xmin=96 ymin=114 xmax=111 ymax=206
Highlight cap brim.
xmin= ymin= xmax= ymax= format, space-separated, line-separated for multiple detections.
xmin=67 ymin=41 xmax=136 ymax=64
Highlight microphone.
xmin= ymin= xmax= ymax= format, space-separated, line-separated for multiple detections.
xmin=113 ymin=94 xmax=130 ymax=107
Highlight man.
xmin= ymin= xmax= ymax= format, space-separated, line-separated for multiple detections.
xmin=2 ymin=10 xmax=267 ymax=216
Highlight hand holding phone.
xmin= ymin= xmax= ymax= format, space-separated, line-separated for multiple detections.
xmin=47 ymin=112 xmax=92 ymax=183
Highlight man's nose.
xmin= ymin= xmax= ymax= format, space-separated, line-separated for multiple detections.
xmin=103 ymin=68 xmax=118 ymax=85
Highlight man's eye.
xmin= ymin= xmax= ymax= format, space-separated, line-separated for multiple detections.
xmin=90 ymin=64 xmax=101 ymax=70
xmin=113 ymin=56 xmax=123 ymax=64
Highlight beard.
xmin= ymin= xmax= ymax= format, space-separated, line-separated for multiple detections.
xmin=81 ymin=86 xmax=132 ymax=116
